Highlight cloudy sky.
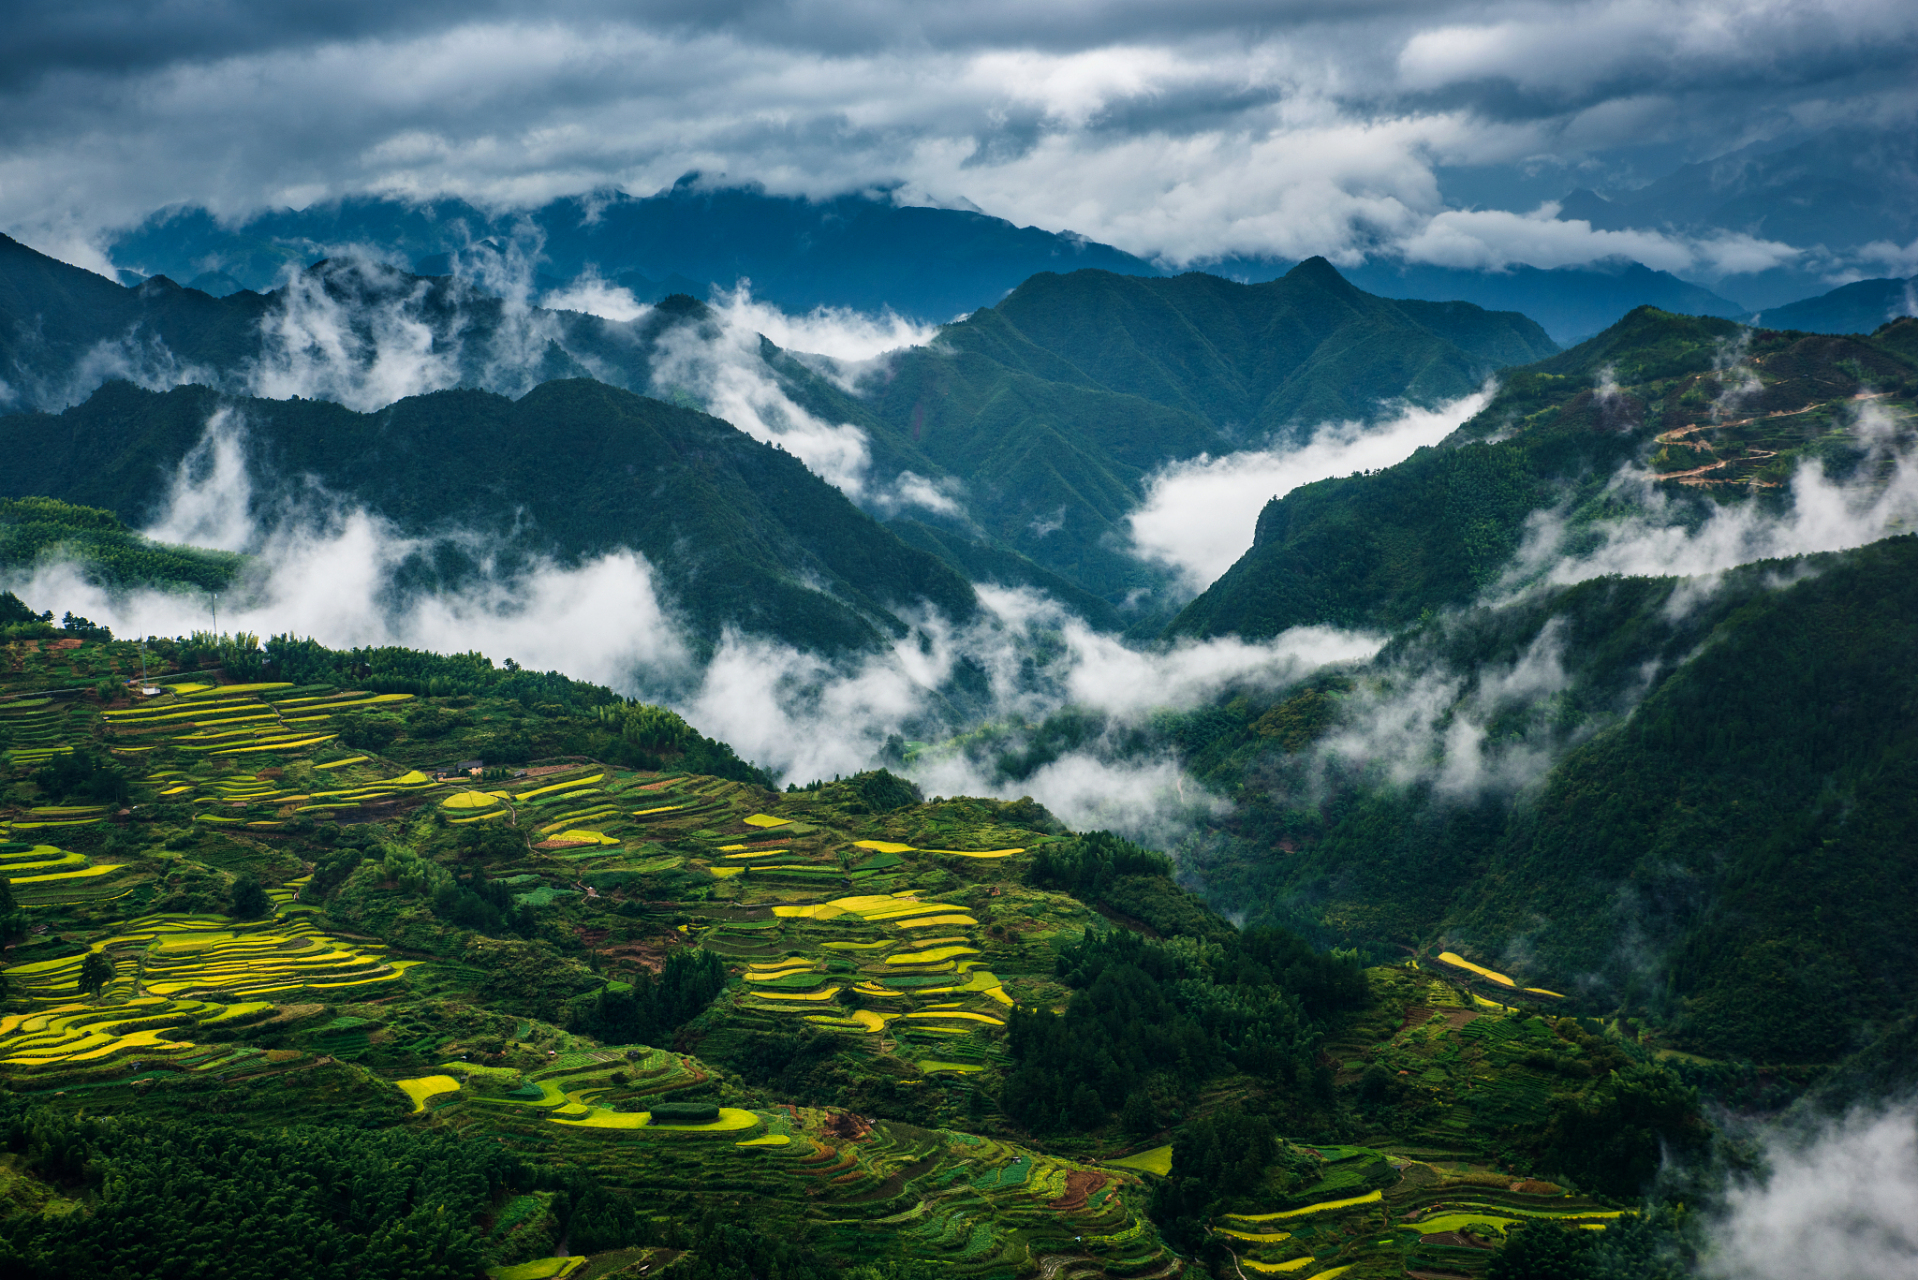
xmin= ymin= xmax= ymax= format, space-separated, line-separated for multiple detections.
xmin=3 ymin=0 xmax=1916 ymax=273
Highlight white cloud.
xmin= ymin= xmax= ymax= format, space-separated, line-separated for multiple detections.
xmin=4 ymin=3 xmax=1914 ymax=280
xmin=1704 ymin=1104 xmax=1918 ymax=1280
xmin=1397 ymin=204 xmax=1802 ymax=276
xmin=1129 ymin=386 xmax=1494 ymax=591
xmin=541 ymin=273 xmax=648 ymax=322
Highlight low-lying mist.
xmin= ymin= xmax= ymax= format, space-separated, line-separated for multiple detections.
xmin=11 ymin=343 xmax=1916 ymax=858
xmin=6 ymin=409 xmax=1384 ymax=846
xmin=1129 ymin=385 xmax=1495 ymax=591
xmin=1704 ymin=1102 xmax=1918 ymax=1280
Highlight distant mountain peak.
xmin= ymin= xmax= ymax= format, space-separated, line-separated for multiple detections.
xmin=1282 ymin=256 xmax=1353 ymax=289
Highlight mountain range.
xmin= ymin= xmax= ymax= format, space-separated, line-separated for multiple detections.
xmin=6 ymin=179 xmax=1918 ymax=1280
xmin=99 ymin=180 xmax=1909 ymax=348
xmin=0 ymin=230 xmax=1556 ymax=630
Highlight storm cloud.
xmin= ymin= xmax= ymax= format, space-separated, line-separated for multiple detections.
xmin=3 ymin=1 xmax=1916 ymax=282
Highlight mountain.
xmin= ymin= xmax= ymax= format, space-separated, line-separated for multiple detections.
xmin=1596 ymin=126 xmax=1918 ymax=256
xmin=0 ymin=378 xmax=978 ymax=655
xmin=802 ymin=261 xmax=1557 ymax=611
xmin=107 ymin=183 xmax=1167 ymax=321
xmin=1 ymin=232 xmax=1558 ymax=626
xmin=1166 ymin=308 xmax=1918 ymax=641
xmin=0 ymin=620 xmax=1706 ymax=1278
xmin=1757 ymin=275 xmax=1918 ymax=335
xmin=1338 ymin=258 xmax=1749 ymax=346
xmin=1143 ymin=535 xmax=1918 ymax=1066
xmin=1203 ymin=255 xmax=1750 ymax=346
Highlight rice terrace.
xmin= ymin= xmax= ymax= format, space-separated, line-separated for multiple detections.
xmin=0 ymin=619 xmax=1700 ymax=1280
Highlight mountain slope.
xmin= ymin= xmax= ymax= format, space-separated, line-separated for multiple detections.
xmin=1757 ymin=275 xmax=1917 ymax=335
xmin=0 ymin=379 xmax=977 ymax=654
xmin=1166 ymin=309 xmax=1918 ymax=641
xmin=949 ymin=261 xmax=1556 ymax=431
xmin=0 ymin=621 xmax=1705 ymax=1277
xmin=802 ymin=261 xmax=1557 ymax=609
xmin=1454 ymin=535 xmax=1918 ymax=1060
xmin=993 ymin=532 xmax=1918 ymax=1066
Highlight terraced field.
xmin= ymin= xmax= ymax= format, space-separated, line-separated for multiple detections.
xmin=0 ymin=635 xmax=1644 ymax=1280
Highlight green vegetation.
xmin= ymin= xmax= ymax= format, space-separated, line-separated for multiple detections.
xmin=0 ymin=622 xmax=1694 ymax=1280
xmin=1 ymin=497 xmax=243 ymax=595
xmin=1169 ymin=311 xmax=1918 ymax=640
xmin=795 ymin=260 xmax=1556 ymax=612
xmin=0 ymin=378 xmax=976 ymax=655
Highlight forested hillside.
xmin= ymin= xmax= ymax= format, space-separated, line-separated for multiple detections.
xmin=1168 ymin=309 xmax=1918 ymax=640
xmin=0 ymin=380 xmax=976 ymax=654
xmin=800 ymin=261 xmax=1556 ymax=610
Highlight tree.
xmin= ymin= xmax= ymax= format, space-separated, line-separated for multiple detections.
xmin=230 ymin=876 xmax=271 ymax=920
xmin=1486 ymin=1222 xmax=1597 ymax=1280
xmin=78 ymin=952 xmax=115 ymax=998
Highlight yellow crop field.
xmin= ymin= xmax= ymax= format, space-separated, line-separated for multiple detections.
xmin=744 ymin=969 xmax=816 ymax=983
xmin=752 ymin=988 xmax=842 ymax=1002
xmin=213 ymin=734 xmax=339 ymax=756
xmin=9 ymin=864 xmax=123 ymax=885
xmin=442 ymin=791 xmax=501 ymax=810
xmin=848 ymin=1010 xmax=893 ymax=1032
xmin=550 ymin=1106 xmax=760 ymax=1132
xmin=1228 ymin=1191 xmax=1383 ymax=1222
xmin=633 ymin=805 xmax=682 ymax=816
xmin=904 ymin=1010 xmax=1003 ymax=1025
xmin=737 ymin=1135 xmax=791 ymax=1146
xmin=852 ymin=840 xmax=915 ymax=853
xmin=1216 ymin=1228 xmax=1292 ymax=1242
xmin=1240 ymin=1259 xmax=1315 ymax=1274
xmin=2 ymin=846 xmax=88 ymax=873
xmin=487 ymin=1256 xmax=585 ymax=1279
xmin=895 ymin=914 xmax=979 ymax=928
xmin=396 ymin=1075 xmax=461 ymax=1112
xmin=513 ymin=773 xmax=604 ymax=800
xmin=314 ymin=756 xmax=367 ymax=769
xmin=744 ymin=814 xmax=791 ymax=828
xmin=1107 ymin=1145 xmax=1173 ymax=1176
xmin=863 ymin=902 xmax=965 ymax=921
xmin=924 ymin=848 xmax=1024 ymax=858
xmin=1436 ymin=951 xmax=1515 ymax=987
xmin=886 ymin=946 xmax=979 ymax=965
xmin=545 ymin=829 xmax=618 ymax=845
xmin=724 ymin=849 xmax=788 ymax=859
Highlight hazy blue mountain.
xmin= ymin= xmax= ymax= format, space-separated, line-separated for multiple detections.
xmin=1602 ymin=127 xmax=1918 ymax=254
xmin=1756 ymin=275 xmax=1917 ymax=335
xmin=1205 ymin=253 xmax=1748 ymax=345
xmin=108 ymin=182 xmax=1166 ymax=321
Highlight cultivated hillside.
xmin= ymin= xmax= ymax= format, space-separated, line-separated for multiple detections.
xmin=1166 ymin=309 xmax=1918 ymax=641
xmin=0 ymin=620 xmax=1698 ymax=1279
